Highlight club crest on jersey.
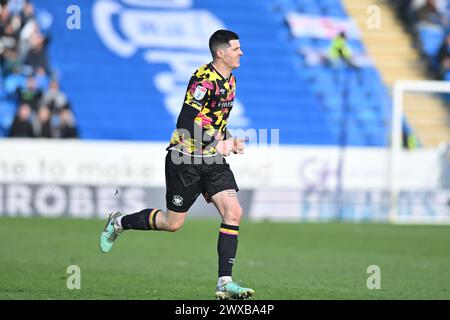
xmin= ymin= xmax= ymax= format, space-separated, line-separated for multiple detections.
xmin=193 ymin=85 xmax=207 ymax=100
xmin=172 ymin=195 xmax=184 ymax=207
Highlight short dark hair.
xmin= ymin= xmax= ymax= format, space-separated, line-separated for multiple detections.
xmin=209 ymin=30 xmax=239 ymax=59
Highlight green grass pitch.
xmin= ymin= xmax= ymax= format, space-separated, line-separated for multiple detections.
xmin=0 ymin=216 xmax=449 ymax=299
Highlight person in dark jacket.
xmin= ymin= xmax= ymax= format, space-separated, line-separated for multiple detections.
xmin=9 ymin=103 xmax=34 ymax=137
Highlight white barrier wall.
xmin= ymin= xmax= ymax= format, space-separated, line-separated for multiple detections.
xmin=0 ymin=139 xmax=443 ymax=189
xmin=0 ymin=140 xmax=166 ymax=186
xmin=0 ymin=139 xmax=448 ymax=223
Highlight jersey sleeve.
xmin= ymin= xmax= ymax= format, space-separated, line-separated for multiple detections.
xmin=175 ymin=103 xmax=220 ymax=151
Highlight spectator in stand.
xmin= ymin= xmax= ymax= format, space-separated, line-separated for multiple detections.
xmin=402 ymin=121 xmax=419 ymax=150
xmin=392 ymin=0 xmax=413 ymax=28
xmin=0 ymin=2 xmax=11 ymax=34
xmin=328 ymin=31 xmax=355 ymax=68
xmin=437 ymin=33 xmax=450 ymax=79
xmin=32 ymin=104 xmax=53 ymax=138
xmin=24 ymin=30 xmax=49 ymax=74
xmin=56 ymin=108 xmax=78 ymax=138
xmin=20 ymin=1 xmax=34 ymax=25
xmin=18 ymin=4 xmax=38 ymax=63
xmin=1 ymin=47 xmax=21 ymax=76
xmin=416 ymin=0 xmax=442 ymax=25
xmin=42 ymin=78 xmax=68 ymax=113
xmin=8 ymin=102 xmax=34 ymax=137
xmin=0 ymin=18 xmax=20 ymax=53
xmin=16 ymin=75 xmax=42 ymax=111
xmin=392 ymin=0 xmax=448 ymax=36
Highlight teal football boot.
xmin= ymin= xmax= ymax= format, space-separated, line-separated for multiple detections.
xmin=100 ymin=211 xmax=122 ymax=253
xmin=215 ymin=281 xmax=255 ymax=300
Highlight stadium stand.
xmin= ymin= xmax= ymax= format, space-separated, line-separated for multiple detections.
xmin=385 ymin=0 xmax=450 ymax=146
xmin=1 ymin=0 xmax=408 ymax=147
xmin=270 ymin=0 xmax=392 ymax=146
xmin=0 ymin=0 xmax=78 ymax=138
xmin=390 ymin=0 xmax=450 ymax=80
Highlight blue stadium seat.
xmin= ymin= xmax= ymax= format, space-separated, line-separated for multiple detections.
xmin=417 ymin=25 xmax=445 ymax=59
xmin=0 ymin=100 xmax=16 ymax=137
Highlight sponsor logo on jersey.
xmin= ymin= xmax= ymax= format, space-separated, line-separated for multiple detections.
xmin=218 ymin=101 xmax=234 ymax=108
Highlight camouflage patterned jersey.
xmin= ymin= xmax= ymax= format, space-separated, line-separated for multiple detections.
xmin=166 ymin=63 xmax=236 ymax=156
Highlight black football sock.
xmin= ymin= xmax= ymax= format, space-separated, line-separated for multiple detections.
xmin=217 ymin=223 xmax=239 ymax=277
xmin=120 ymin=208 xmax=160 ymax=230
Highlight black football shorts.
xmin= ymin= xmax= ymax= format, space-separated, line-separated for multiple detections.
xmin=165 ymin=151 xmax=239 ymax=212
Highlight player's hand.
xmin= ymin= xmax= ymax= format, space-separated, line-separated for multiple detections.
xmin=233 ymin=138 xmax=246 ymax=154
xmin=216 ymin=140 xmax=235 ymax=156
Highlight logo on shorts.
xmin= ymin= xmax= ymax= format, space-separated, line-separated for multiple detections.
xmin=172 ymin=195 xmax=184 ymax=207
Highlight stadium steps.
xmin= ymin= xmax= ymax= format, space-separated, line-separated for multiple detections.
xmin=341 ymin=0 xmax=450 ymax=147
xmin=403 ymin=94 xmax=450 ymax=146
xmin=341 ymin=0 xmax=425 ymax=86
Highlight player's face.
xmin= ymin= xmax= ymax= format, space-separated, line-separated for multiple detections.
xmin=222 ymin=40 xmax=243 ymax=70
